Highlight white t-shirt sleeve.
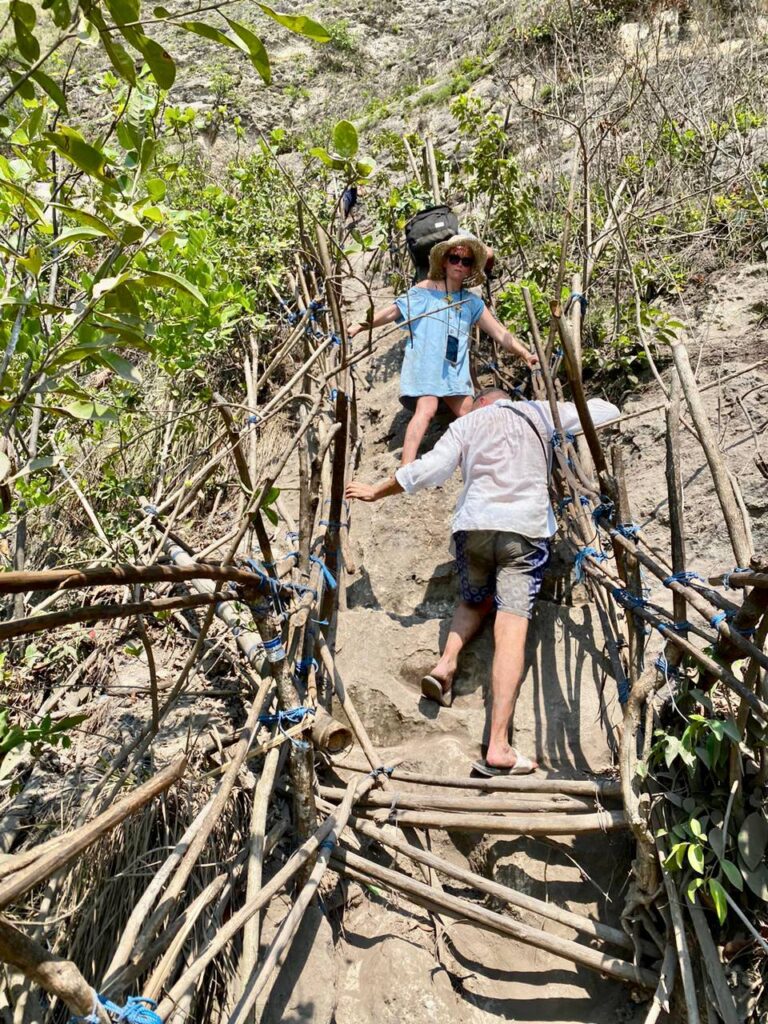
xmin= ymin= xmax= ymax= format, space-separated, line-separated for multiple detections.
xmin=395 ymin=423 xmax=463 ymax=493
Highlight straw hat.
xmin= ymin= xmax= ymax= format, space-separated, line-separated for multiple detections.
xmin=428 ymin=232 xmax=489 ymax=288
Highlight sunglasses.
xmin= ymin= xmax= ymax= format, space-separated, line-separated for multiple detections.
xmin=447 ymin=253 xmax=474 ymax=267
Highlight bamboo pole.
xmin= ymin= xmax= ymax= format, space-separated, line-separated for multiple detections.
xmin=130 ymin=678 xmax=273 ymax=960
xmin=318 ymin=785 xmax=595 ymax=813
xmin=351 ymin=806 xmax=625 ymax=834
xmin=154 ymin=768 xmax=396 ymax=1020
xmin=331 ymin=847 xmax=657 ymax=989
xmin=668 ymin=336 xmax=752 ymax=567
xmin=656 ymin=838 xmax=701 ymax=1024
xmin=237 ymin=742 xmax=284 ymax=1001
xmin=0 ymin=756 xmax=186 ymax=904
xmin=332 ymin=761 xmax=622 ymax=797
xmin=0 ymin=561 xmax=296 ymax=601
xmin=0 ymin=592 xmax=231 ymax=642
xmin=227 ymin=775 xmax=375 ymax=1024
xmin=350 ymin=815 xmax=650 ymax=956
xmin=708 ymin=571 xmax=767 ymax=589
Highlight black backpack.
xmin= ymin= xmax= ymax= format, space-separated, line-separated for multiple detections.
xmin=404 ymin=205 xmax=459 ymax=281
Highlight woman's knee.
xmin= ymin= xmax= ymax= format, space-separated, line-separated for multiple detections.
xmin=413 ymin=397 xmax=439 ymax=422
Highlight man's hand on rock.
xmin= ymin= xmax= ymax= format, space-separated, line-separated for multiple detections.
xmin=346 ymin=480 xmax=378 ymax=502
xmin=346 ymin=476 xmax=404 ymax=503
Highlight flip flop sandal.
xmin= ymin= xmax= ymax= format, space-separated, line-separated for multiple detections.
xmin=471 ymin=750 xmax=536 ymax=776
xmin=420 ymin=674 xmax=453 ymax=708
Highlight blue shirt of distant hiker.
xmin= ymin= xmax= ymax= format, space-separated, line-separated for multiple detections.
xmin=394 ymin=286 xmax=485 ymax=410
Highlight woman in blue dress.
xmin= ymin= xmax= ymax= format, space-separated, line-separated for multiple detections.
xmin=348 ymin=233 xmax=538 ymax=464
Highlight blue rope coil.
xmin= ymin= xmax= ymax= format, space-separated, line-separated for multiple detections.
xmin=663 ymin=571 xmax=705 ymax=586
xmin=71 ymin=995 xmax=161 ymax=1024
xmin=574 ymin=546 xmax=607 ymax=582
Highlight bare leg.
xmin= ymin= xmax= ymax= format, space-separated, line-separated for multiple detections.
xmin=430 ymin=597 xmax=493 ymax=696
xmin=486 ymin=610 xmax=537 ymax=769
xmin=444 ymin=394 xmax=474 ymax=418
xmin=401 ymin=395 xmax=438 ymax=465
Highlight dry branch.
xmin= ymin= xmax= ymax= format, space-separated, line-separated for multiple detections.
xmin=0 ymin=756 xmax=186 ymax=906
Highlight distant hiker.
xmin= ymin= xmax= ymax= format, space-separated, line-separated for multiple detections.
xmin=346 ymin=387 xmax=620 ymax=775
xmin=342 ymin=185 xmax=358 ymax=220
xmin=348 ymin=233 xmax=538 ymax=465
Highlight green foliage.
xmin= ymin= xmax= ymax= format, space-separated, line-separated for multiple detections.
xmin=646 ymin=675 xmax=768 ymax=926
xmin=324 ymin=19 xmax=357 ymax=52
xmin=310 ymin=120 xmax=376 ymax=182
xmin=0 ymin=704 xmax=87 ymax=763
xmin=451 ymin=94 xmax=538 ymax=258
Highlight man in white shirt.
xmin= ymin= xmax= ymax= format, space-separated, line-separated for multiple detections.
xmin=346 ymin=388 xmax=620 ymax=775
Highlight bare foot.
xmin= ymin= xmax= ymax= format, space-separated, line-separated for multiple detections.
xmin=485 ymin=744 xmax=538 ymax=771
xmin=427 ymin=665 xmax=454 ymax=696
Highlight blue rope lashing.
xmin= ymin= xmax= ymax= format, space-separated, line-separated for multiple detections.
xmin=710 ymin=610 xmax=736 ymax=629
xmin=331 ymin=332 xmax=342 ymax=346
xmin=592 ymin=500 xmax=615 ymax=525
xmin=615 ymin=522 xmax=640 ymax=540
xmin=259 ymin=705 xmax=315 ymax=749
xmin=310 ymin=554 xmax=337 ymax=590
xmin=246 ymin=414 xmax=261 ymax=426
xmin=551 ymin=430 xmax=576 ymax=449
xmin=285 ymin=531 xmax=299 ymax=541
xmin=574 ymin=546 xmax=607 ymax=582
xmin=612 ymin=587 xmax=647 ymax=610
xmin=557 ymin=496 xmax=573 ymax=513
xmin=483 ymin=360 xmax=499 ymax=372
xmin=70 ymin=994 xmax=162 ymax=1024
xmin=617 ymin=676 xmax=630 ymax=705
xmin=722 ymin=566 xmax=750 ymax=589
xmin=319 ymin=519 xmax=349 ymax=529
xmin=663 ymin=571 xmax=705 ymax=587
xmin=368 ymin=765 xmax=394 ymax=780
xmin=654 ymin=655 xmax=683 ymax=678
xmin=579 ymin=495 xmax=591 ymax=507
xmin=667 ymin=621 xmax=693 ymax=633
xmin=319 ymin=837 xmax=336 ymax=852
xmin=143 ymin=503 xmax=158 ymax=517
xmin=565 ymin=291 xmax=588 ymax=315
xmin=294 ymin=657 xmax=318 ymax=681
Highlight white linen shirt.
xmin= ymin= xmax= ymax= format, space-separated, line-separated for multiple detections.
xmin=394 ymin=398 xmax=620 ymax=539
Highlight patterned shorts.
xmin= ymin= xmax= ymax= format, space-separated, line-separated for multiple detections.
xmin=454 ymin=530 xmax=550 ymax=619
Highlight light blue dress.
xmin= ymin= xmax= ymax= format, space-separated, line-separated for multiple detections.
xmin=394 ymin=286 xmax=485 ymax=409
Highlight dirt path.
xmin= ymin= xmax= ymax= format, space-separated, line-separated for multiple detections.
xmin=320 ymin=271 xmax=647 ymax=1024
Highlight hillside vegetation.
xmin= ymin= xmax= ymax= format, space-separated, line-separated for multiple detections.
xmin=0 ymin=1 xmax=767 ymax=1022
